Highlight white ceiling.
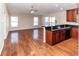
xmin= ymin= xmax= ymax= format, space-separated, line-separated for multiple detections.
xmin=6 ymin=3 xmax=78 ymax=15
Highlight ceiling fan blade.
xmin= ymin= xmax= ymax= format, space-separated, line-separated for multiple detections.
xmin=30 ymin=5 xmax=38 ymax=13
xmin=34 ymin=10 xmax=38 ymax=12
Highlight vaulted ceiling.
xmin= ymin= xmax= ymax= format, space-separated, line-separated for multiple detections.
xmin=6 ymin=3 xmax=78 ymax=15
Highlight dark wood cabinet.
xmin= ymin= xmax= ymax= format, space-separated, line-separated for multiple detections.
xmin=65 ymin=29 xmax=71 ymax=39
xmin=66 ymin=9 xmax=77 ymax=22
xmin=60 ymin=29 xmax=66 ymax=41
xmin=46 ymin=30 xmax=55 ymax=45
xmin=55 ymin=31 xmax=60 ymax=43
xmin=46 ymin=29 xmax=66 ymax=45
xmin=71 ymin=27 xmax=78 ymax=39
xmin=46 ymin=25 xmax=78 ymax=46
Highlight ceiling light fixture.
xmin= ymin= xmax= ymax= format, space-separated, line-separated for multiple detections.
xmin=30 ymin=5 xmax=38 ymax=14
xmin=56 ymin=4 xmax=58 ymax=7
xmin=60 ymin=8 xmax=63 ymax=10
xmin=31 ymin=10 xmax=35 ymax=13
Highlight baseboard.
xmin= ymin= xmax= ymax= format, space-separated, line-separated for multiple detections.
xmin=10 ymin=27 xmax=43 ymax=31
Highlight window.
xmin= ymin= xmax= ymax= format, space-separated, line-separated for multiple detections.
xmin=45 ymin=16 xmax=55 ymax=26
xmin=45 ymin=17 xmax=50 ymax=26
xmin=34 ymin=16 xmax=38 ymax=26
xmin=45 ymin=17 xmax=49 ymax=22
xmin=50 ymin=17 xmax=55 ymax=26
xmin=11 ymin=16 xmax=18 ymax=27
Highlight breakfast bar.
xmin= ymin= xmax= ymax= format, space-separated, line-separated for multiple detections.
xmin=45 ymin=24 xmax=73 ymax=45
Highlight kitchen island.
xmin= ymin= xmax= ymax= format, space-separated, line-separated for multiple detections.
xmin=45 ymin=25 xmax=72 ymax=45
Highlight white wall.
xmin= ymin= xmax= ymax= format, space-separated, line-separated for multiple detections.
xmin=0 ymin=3 xmax=9 ymax=54
xmin=42 ymin=12 xmax=67 ymax=26
xmin=9 ymin=14 xmax=42 ymax=31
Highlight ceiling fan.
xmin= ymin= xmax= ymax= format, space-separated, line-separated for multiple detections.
xmin=30 ymin=5 xmax=38 ymax=13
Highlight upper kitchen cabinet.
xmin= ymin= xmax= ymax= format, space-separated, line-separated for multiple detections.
xmin=66 ymin=9 xmax=77 ymax=22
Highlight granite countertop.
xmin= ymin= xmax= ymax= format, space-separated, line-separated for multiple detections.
xmin=45 ymin=24 xmax=73 ymax=31
xmin=43 ymin=24 xmax=79 ymax=27
xmin=52 ymin=27 xmax=71 ymax=31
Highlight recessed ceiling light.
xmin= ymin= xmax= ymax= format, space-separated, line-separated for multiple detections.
xmin=56 ymin=4 xmax=58 ymax=7
xmin=60 ymin=8 xmax=63 ymax=10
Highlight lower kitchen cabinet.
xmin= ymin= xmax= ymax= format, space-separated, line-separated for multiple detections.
xmin=65 ymin=29 xmax=71 ymax=39
xmin=55 ymin=30 xmax=60 ymax=43
xmin=71 ymin=27 xmax=78 ymax=39
xmin=46 ymin=30 xmax=55 ymax=45
xmin=46 ymin=29 xmax=67 ymax=45
xmin=60 ymin=29 xmax=66 ymax=41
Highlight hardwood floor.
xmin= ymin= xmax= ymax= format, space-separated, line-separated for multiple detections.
xmin=1 ymin=28 xmax=78 ymax=56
